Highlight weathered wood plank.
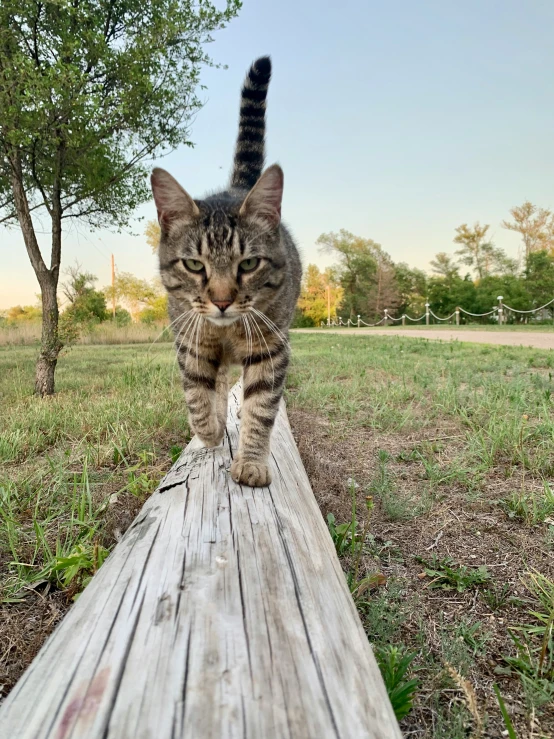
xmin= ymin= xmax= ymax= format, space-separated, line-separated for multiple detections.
xmin=0 ymin=384 xmax=401 ymax=739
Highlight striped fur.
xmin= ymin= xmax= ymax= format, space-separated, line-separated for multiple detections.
xmin=151 ymin=57 xmax=302 ymax=488
xmin=230 ymin=56 xmax=271 ymax=190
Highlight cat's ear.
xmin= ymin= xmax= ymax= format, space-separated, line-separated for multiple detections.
xmin=151 ymin=168 xmax=199 ymax=227
xmin=239 ymin=164 xmax=283 ymax=227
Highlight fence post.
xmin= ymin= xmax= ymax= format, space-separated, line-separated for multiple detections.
xmin=357 ymin=314 xmax=361 ymax=328
xmin=384 ymin=309 xmax=389 ymax=326
xmin=497 ymin=296 xmax=503 ymax=326
xmin=402 ymin=314 xmax=406 ymax=326
xmin=455 ymin=308 xmax=460 ymax=326
xmin=425 ymin=303 xmax=430 ymax=326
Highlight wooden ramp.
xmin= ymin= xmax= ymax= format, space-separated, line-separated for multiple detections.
xmin=0 ymin=384 xmax=401 ymax=739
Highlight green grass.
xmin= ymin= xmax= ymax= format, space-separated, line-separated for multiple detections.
xmin=0 ymin=343 xmax=188 ymax=604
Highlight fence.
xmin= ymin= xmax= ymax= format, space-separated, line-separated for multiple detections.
xmin=322 ymin=296 xmax=554 ymax=328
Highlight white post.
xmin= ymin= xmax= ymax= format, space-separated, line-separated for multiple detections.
xmin=402 ymin=314 xmax=406 ymax=326
xmin=425 ymin=303 xmax=430 ymax=326
xmin=357 ymin=314 xmax=361 ymax=328
xmin=455 ymin=308 xmax=460 ymax=326
xmin=384 ymin=309 xmax=389 ymax=326
xmin=497 ymin=296 xmax=503 ymax=326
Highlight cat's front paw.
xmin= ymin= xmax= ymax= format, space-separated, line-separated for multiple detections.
xmin=198 ymin=431 xmax=224 ymax=448
xmin=193 ymin=418 xmax=224 ymax=448
xmin=231 ymin=458 xmax=271 ymax=487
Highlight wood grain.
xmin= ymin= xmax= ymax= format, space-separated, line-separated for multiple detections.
xmin=0 ymin=384 xmax=401 ymax=738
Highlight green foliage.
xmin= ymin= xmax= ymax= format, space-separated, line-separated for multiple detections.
xmin=374 ymin=644 xmax=419 ymax=721
xmin=393 ymin=262 xmax=428 ymax=316
xmin=139 ymin=294 xmax=169 ymax=324
xmin=525 ymin=251 xmax=554 ymax=313
xmin=50 ymin=542 xmax=109 ymax=592
xmin=415 ymin=555 xmax=491 ymax=592
xmin=113 ymin=307 xmax=132 ymax=326
xmin=0 ymin=0 xmax=241 ymax=230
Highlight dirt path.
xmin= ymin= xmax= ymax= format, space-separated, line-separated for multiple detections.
xmin=293 ymin=328 xmax=554 ymax=349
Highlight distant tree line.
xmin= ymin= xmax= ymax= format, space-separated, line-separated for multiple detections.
xmin=296 ymin=201 xmax=554 ymax=326
xmin=0 ymin=265 xmax=168 ymax=332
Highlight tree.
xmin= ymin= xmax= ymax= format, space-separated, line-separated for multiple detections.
xmin=145 ymin=220 xmax=161 ymax=253
xmin=502 ymin=201 xmax=554 ymax=258
xmin=317 ymin=230 xmax=399 ymax=320
xmin=0 ymin=0 xmax=240 ymax=395
xmin=62 ymin=265 xmax=107 ymax=323
xmin=104 ymin=271 xmax=160 ymax=320
xmin=453 ymin=223 xmax=497 ymax=280
xmin=394 ymin=263 xmax=427 ymax=316
xmin=297 ymin=264 xmax=343 ymax=324
xmin=427 ymin=275 xmax=476 ymax=318
xmin=317 ymin=231 xmax=377 ymax=318
xmin=525 ymin=251 xmax=554 ymax=313
xmin=430 ymin=252 xmax=460 ymax=282
xmin=140 ymin=294 xmax=169 ymax=323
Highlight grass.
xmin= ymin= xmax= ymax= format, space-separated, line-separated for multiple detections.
xmin=1 ymin=332 xmax=554 ymax=736
xmin=0 ymin=321 xmax=171 ymax=346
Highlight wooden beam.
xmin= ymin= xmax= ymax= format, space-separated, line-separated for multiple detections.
xmin=0 ymin=385 xmax=401 ymax=738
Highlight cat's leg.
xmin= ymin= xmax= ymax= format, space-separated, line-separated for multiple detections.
xmin=215 ymin=363 xmax=229 ymax=434
xmin=179 ymin=350 xmax=224 ymax=448
xmin=231 ymin=341 xmax=290 ymax=487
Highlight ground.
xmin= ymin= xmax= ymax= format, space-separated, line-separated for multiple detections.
xmin=0 ymin=335 xmax=553 ymax=737
xmin=295 ymin=326 xmax=554 ymax=349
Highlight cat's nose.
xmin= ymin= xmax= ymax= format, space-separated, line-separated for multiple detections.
xmin=212 ymin=300 xmax=233 ymax=312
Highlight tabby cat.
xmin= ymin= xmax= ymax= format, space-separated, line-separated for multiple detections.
xmin=151 ymin=56 xmax=302 ymax=487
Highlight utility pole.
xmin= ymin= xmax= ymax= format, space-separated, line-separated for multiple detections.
xmin=327 ymin=284 xmax=331 ymax=326
xmin=111 ymin=254 xmax=116 ymax=319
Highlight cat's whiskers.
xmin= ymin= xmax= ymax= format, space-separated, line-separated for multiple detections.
xmin=193 ymin=314 xmax=204 ymax=374
xmin=241 ymin=314 xmax=253 ymax=364
xmin=147 ymin=308 xmax=192 ymax=355
xmin=251 ymin=307 xmax=289 ymax=346
xmin=172 ymin=312 xmax=200 ymax=377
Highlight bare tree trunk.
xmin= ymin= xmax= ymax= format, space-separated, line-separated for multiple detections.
xmin=35 ymin=273 xmax=61 ymax=396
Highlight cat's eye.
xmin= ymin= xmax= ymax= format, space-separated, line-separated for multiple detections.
xmin=183 ymin=259 xmax=205 ymax=272
xmin=239 ymin=257 xmax=260 ymax=272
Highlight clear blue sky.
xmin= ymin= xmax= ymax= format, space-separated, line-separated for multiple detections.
xmin=2 ymin=0 xmax=554 ymax=307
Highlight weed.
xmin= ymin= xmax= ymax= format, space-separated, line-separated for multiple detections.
xmin=500 ymin=482 xmax=554 ymax=524
xmin=482 ymin=582 xmax=512 ymax=610
xmin=415 ymin=554 xmax=491 ymax=592
xmin=374 ymin=644 xmax=419 ymax=721
xmin=456 ymin=619 xmax=491 ymax=655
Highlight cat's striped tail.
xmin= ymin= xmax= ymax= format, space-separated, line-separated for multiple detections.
xmin=230 ymin=56 xmax=271 ymax=191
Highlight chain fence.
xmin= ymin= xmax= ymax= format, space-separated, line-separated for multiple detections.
xmin=320 ymin=297 xmax=554 ymax=328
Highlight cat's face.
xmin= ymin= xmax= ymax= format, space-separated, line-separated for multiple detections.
xmin=152 ymin=166 xmax=284 ymax=326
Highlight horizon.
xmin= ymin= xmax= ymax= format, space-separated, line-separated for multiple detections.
xmin=2 ymin=0 xmax=553 ymax=308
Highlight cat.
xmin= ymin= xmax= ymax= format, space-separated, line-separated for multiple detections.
xmin=151 ymin=56 xmax=302 ymax=487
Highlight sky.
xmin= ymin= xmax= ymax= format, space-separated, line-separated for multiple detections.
xmin=2 ymin=0 xmax=554 ymax=307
